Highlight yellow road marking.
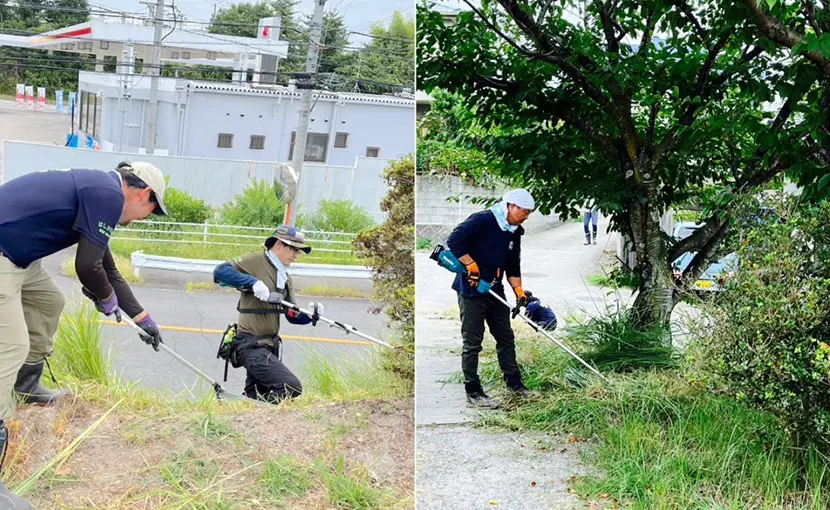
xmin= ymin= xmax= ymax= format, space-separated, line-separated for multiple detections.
xmin=101 ymin=320 xmax=372 ymax=347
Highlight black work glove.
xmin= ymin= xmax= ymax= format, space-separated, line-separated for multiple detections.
xmin=136 ymin=315 xmax=163 ymax=352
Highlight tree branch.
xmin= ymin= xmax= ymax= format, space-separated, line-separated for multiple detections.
xmin=638 ymin=7 xmax=657 ymax=59
xmin=802 ymin=0 xmax=822 ymax=35
xmin=495 ymin=0 xmax=640 ymax=161
xmin=742 ymin=0 xmax=830 ymax=74
xmin=674 ymin=0 xmax=709 ymax=48
xmin=652 ymin=41 xmax=763 ymax=169
xmin=595 ymin=0 xmax=620 ymax=54
xmin=536 ymin=0 xmax=555 ymax=25
xmin=541 ymin=99 xmax=619 ymax=158
xmin=676 ymin=217 xmax=732 ymax=288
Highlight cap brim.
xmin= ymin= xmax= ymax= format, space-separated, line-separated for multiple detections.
xmin=281 ymin=238 xmax=311 ymax=254
xmin=152 ymin=196 xmax=168 ymax=216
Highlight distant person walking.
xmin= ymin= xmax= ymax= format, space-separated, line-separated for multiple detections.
xmin=583 ymin=201 xmax=599 ymax=245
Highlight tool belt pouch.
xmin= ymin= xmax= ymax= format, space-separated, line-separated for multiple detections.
xmin=217 ymin=323 xmax=242 ymax=368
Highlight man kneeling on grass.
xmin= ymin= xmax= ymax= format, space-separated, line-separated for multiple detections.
xmin=213 ymin=226 xmax=324 ymax=404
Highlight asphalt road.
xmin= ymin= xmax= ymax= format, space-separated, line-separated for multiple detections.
xmin=41 ymin=251 xmax=389 ymax=398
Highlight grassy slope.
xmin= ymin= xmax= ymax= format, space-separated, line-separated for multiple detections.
xmin=8 ymin=305 xmax=413 ymax=509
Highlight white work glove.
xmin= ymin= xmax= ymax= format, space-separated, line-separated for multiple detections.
xmin=253 ymin=280 xmax=270 ymax=301
xmin=308 ymin=302 xmax=325 ymax=317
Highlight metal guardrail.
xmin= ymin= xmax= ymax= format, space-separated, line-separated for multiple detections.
xmin=130 ymin=251 xmax=373 ymax=279
xmin=114 ymin=220 xmax=359 ymax=256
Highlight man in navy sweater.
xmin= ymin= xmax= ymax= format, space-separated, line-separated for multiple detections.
xmin=446 ymin=189 xmax=537 ymax=409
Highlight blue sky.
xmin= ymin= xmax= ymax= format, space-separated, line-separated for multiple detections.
xmin=90 ymin=0 xmax=414 ymax=45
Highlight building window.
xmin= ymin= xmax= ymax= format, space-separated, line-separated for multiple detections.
xmin=217 ymin=133 xmax=234 ymax=148
xmin=250 ymin=135 xmax=265 ymax=150
xmin=207 ymin=51 xmax=217 ymax=60
xmin=182 ymin=51 xmax=190 ymax=59
xmin=334 ymin=132 xmax=349 ymax=148
xmin=100 ymin=41 xmax=109 ymax=50
xmin=171 ymin=51 xmax=180 ymax=59
xmin=289 ymin=132 xmax=329 ymax=163
xmin=366 ymin=146 xmax=380 ymax=158
xmin=60 ymin=43 xmax=74 ymax=50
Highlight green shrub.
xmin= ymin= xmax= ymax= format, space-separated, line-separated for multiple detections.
xmin=698 ymin=199 xmax=830 ymax=448
xmin=218 ymin=179 xmax=286 ymax=227
xmin=300 ymin=199 xmax=375 ymax=233
xmin=353 ymin=156 xmax=415 ymax=384
xmin=161 ymin=186 xmax=212 ymax=224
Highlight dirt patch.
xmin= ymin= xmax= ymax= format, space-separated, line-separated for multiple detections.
xmin=5 ymin=396 xmax=413 ymax=509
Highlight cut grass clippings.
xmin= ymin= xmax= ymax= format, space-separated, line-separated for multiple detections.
xmin=61 ymin=253 xmax=144 ymax=285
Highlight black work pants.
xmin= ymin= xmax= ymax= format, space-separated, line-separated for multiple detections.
xmin=235 ymin=336 xmax=302 ymax=403
xmin=458 ymin=293 xmax=523 ymax=394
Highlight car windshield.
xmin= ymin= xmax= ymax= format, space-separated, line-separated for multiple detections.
xmin=675 ymin=226 xmax=699 ymax=240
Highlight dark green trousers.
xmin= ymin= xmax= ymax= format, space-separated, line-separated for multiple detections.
xmin=458 ymin=293 xmax=522 ymax=394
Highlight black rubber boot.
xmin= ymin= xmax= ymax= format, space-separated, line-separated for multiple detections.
xmin=14 ymin=360 xmax=70 ymax=405
xmin=0 ymin=422 xmax=33 ymax=510
xmin=593 ymin=227 xmax=598 ymax=244
xmin=584 ymin=233 xmax=591 ymax=245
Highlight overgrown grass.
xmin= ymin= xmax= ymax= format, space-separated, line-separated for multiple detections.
xmin=185 ymin=281 xmax=221 ymax=292
xmin=49 ymin=303 xmax=112 ymax=385
xmin=300 ymin=348 xmax=411 ymax=401
xmin=484 ymin=371 xmax=830 ymax=509
xmin=60 ymin=254 xmax=144 ymax=285
xmin=317 ymin=454 xmax=395 ymax=509
xmin=586 ymin=265 xmax=640 ymax=290
xmin=297 ymin=284 xmax=370 ymax=299
xmin=11 ymin=304 xmax=412 ymax=507
xmin=471 ymin=310 xmax=830 ymax=508
xmin=259 ymin=455 xmax=313 ymax=505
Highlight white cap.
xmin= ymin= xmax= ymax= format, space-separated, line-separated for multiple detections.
xmin=503 ymin=188 xmax=535 ymax=210
xmin=126 ymin=161 xmax=168 ymax=215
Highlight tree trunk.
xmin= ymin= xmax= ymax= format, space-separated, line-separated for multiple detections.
xmin=627 ymin=169 xmax=675 ymax=333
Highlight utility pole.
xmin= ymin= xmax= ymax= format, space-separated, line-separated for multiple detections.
xmin=146 ymin=0 xmax=165 ymax=153
xmin=284 ymin=0 xmax=326 ymax=227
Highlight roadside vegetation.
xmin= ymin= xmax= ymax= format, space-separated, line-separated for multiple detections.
xmin=470 ymin=198 xmax=830 ymax=508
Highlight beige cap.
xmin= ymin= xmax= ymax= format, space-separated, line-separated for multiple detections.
xmin=126 ymin=161 xmax=168 ymax=215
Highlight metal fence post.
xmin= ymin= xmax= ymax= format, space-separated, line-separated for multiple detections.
xmin=203 ymin=220 xmax=209 ymax=245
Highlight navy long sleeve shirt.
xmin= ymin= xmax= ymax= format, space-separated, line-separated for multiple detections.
xmin=446 ymin=210 xmax=523 ymax=298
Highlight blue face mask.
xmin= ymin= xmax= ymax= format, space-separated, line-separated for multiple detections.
xmin=265 ymin=249 xmax=288 ymax=290
xmin=490 ymin=201 xmax=518 ymax=233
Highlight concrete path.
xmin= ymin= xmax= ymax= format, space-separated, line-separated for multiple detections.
xmin=415 ymin=220 xmax=621 ymax=510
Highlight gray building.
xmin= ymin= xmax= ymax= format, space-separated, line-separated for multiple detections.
xmin=78 ymin=72 xmax=415 ymax=165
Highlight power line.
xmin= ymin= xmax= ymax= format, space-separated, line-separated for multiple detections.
xmin=0 ymin=2 xmax=415 ymax=45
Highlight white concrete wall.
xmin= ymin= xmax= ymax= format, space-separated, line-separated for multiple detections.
xmin=416 ymin=174 xmax=561 ymax=243
xmin=79 ymin=73 xmax=415 ymax=165
xmin=180 ymin=90 xmax=414 ymax=165
xmin=2 ymin=141 xmax=391 ymax=223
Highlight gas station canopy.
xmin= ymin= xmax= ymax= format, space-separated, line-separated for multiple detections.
xmin=1 ymin=18 xmax=288 ymax=68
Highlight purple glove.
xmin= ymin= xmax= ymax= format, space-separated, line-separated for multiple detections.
xmin=136 ymin=315 xmax=163 ymax=351
xmin=81 ymin=288 xmax=121 ymax=322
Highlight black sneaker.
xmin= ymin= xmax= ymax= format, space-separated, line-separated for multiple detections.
xmin=466 ymin=391 xmax=500 ymax=410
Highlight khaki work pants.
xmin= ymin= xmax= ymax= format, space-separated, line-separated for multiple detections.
xmin=0 ymin=255 xmax=64 ymax=420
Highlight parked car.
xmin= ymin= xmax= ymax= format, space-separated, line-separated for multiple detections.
xmin=670 ymin=208 xmax=779 ymax=293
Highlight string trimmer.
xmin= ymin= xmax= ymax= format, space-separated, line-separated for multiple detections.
xmin=429 ymin=244 xmax=609 ymax=383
